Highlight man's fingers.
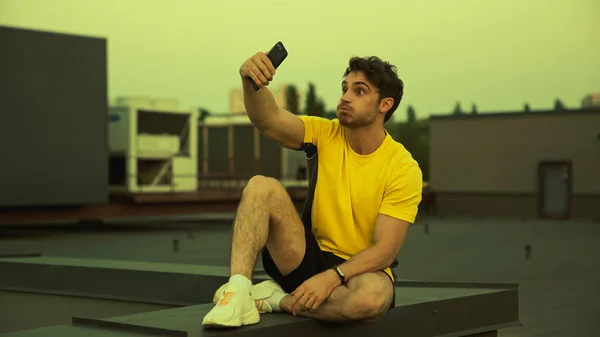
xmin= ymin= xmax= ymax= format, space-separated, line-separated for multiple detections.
xmin=303 ymin=298 xmax=316 ymax=311
xmin=249 ymin=63 xmax=269 ymax=86
xmin=255 ymin=57 xmax=273 ymax=81
xmin=293 ymin=293 xmax=309 ymax=316
xmin=292 ymin=286 xmax=304 ymax=298
xmin=290 ymin=288 xmax=304 ymax=315
xmin=243 ymin=62 xmax=262 ymax=88
xmin=250 ymin=57 xmax=270 ymax=83
xmin=310 ymin=296 xmax=325 ymax=311
xmin=259 ymin=53 xmax=276 ymax=75
xmin=247 ymin=69 xmax=263 ymax=89
xmin=295 ymin=294 xmax=309 ymax=315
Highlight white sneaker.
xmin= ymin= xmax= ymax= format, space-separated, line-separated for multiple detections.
xmin=252 ymin=280 xmax=286 ymax=313
xmin=212 ymin=280 xmax=286 ymax=313
xmin=202 ymin=285 xmax=260 ymax=328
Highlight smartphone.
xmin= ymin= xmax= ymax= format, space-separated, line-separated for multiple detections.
xmin=249 ymin=41 xmax=288 ymax=91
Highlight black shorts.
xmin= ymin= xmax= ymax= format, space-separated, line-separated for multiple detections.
xmin=261 ymin=223 xmax=396 ymax=309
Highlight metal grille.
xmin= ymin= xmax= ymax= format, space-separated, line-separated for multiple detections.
xmin=259 ymin=133 xmax=282 ymax=179
xmin=207 ymin=127 xmax=229 ymax=176
xmin=233 ymin=125 xmax=255 ymax=178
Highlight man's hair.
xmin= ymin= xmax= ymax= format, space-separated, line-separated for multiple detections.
xmin=343 ymin=56 xmax=404 ymax=122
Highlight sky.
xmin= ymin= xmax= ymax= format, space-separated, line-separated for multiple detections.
xmin=1 ymin=0 xmax=599 ymax=121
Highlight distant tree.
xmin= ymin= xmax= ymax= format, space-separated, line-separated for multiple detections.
xmin=305 ymin=83 xmax=317 ymax=115
xmin=315 ymin=99 xmax=326 ymax=117
xmin=554 ymin=99 xmax=565 ymax=111
xmin=324 ymin=109 xmax=337 ymax=120
xmin=523 ymin=102 xmax=531 ymax=112
xmin=406 ymin=105 xmax=416 ymax=124
xmin=471 ymin=103 xmax=478 ymax=115
xmin=198 ymin=108 xmax=211 ymax=122
xmin=285 ymin=85 xmax=300 ymax=114
xmin=389 ymin=121 xmax=430 ymax=181
xmin=452 ymin=101 xmax=462 ymax=115
xmin=305 ymin=83 xmax=325 ymax=117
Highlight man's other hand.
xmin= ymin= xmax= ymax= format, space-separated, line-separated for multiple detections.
xmin=289 ymin=269 xmax=341 ymax=315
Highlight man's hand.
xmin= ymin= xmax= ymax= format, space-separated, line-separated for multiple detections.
xmin=239 ymin=52 xmax=276 ymax=90
xmin=289 ymin=269 xmax=341 ymax=315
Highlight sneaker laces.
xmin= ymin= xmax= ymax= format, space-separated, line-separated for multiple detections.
xmin=218 ymin=291 xmax=235 ymax=306
xmin=254 ymin=299 xmax=266 ymax=313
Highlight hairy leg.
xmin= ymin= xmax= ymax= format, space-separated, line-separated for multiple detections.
xmin=229 ymin=175 xmax=306 ymax=280
xmin=280 ymin=271 xmax=394 ymax=323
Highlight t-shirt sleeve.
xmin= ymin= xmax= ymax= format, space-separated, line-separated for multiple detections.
xmin=298 ymin=115 xmax=335 ymax=147
xmin=379 ymin=164 xmax=423 ymax=224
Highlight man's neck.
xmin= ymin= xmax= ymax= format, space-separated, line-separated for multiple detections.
xmin=347 ymin=124 xmax=387 ymax=155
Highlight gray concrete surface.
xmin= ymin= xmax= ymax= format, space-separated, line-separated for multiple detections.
xmin=1 ymin=216 xmax=598 ymax=336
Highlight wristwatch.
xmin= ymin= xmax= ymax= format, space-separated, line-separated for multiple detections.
xmin=332 ymin=265 xmax=345 ymax=284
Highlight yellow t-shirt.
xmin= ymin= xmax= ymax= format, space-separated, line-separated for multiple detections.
xmin=298 ymin=116 xmax=423 ymax=281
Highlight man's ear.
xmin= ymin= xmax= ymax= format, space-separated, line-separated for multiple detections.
xmin=379 ymin=97 xmax=394 ymax=114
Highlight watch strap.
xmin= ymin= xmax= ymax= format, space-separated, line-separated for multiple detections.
xmin=332 ymin=265 xmax=345 ymax=284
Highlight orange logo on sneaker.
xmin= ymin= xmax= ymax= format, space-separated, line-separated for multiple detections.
xmin=255 ymin=299 xmax=265 ymax=313
xmin=218 ymin=292 xmax=235 ymax=306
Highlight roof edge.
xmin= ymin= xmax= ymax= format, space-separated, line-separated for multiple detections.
xmin=429 ymin=108 xmax=600 ymax=121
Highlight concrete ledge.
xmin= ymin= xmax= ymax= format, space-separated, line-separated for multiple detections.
xmin=64 ymin=288 xmax=518 ymax=337
xmin=0 ymin=255 xmax=520 ymax=337
xmin=104 ymin=288 xmax=515 ymax=337
xmin=0 ymin=255 xmax=266 ymax=307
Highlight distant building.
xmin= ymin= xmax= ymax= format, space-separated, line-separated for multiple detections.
xmin=228 ymin=88 xmax=245 ymax=114
xmin=197 ymin=113 xmax=307 ymax=187
xmin=428 ymin=108 xmax=600 ymax=221
xmin=229 ymin=84 xmax=304 ymax=114
xmin=114 ymin=96 xmax=180 ymax=111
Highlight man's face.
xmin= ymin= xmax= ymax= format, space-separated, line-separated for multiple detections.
xmin=337 ymin=71 xmax=383 ymax=128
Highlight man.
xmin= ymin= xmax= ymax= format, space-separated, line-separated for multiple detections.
xmin=202 ymin=49 xmax=422 ymax=328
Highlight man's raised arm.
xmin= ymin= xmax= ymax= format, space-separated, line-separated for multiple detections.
xmin=239 ymin=52 xmax=305 ymax=150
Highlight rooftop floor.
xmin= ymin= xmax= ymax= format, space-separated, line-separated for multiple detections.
xmin=1 ymin=216 xmax=598 ymax=336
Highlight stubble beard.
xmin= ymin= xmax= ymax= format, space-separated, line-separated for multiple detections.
xmin=338 ymin=109 xmax=378 ymax=129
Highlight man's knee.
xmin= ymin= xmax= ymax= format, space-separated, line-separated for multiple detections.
xmin=342 ymin=289 xmax=390 ymax=322
xmin=244 ymin=175 xmax=282 ymax=198
xmin=341 ymin=272 xmax=394 ymax=322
